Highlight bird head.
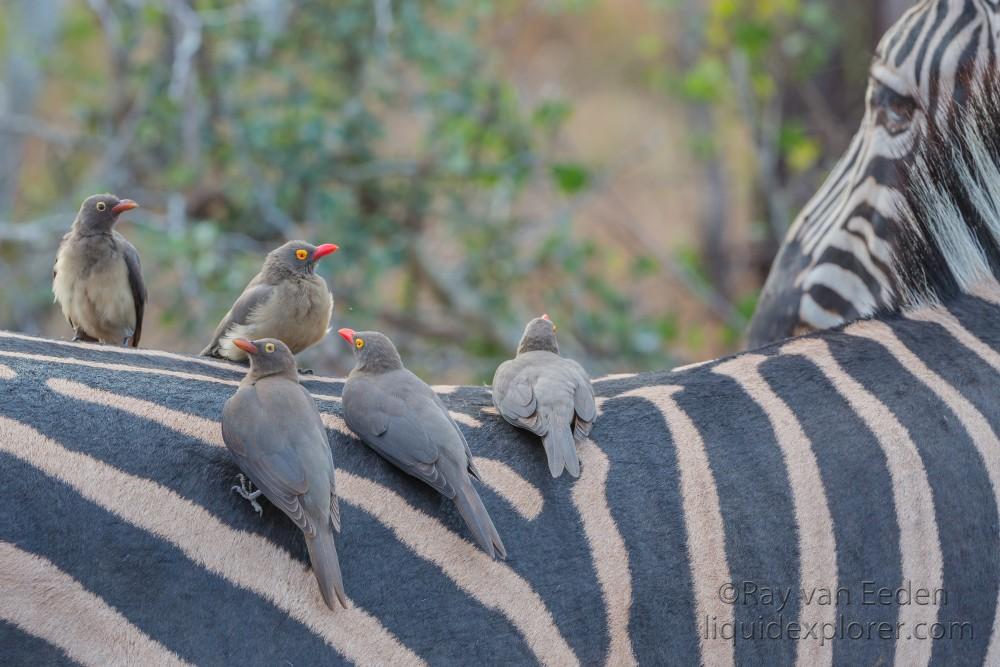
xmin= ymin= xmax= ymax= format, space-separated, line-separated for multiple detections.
xmin=232 ymin=337 xmax=299 ymax=380
xmin=264 ymin=240 xmax=338 ymax=278
xmin=74 ymin=194 xmax=139 ymax=233
xmin=338 ymin=328 xmax=403 ymax=374
xmin=516 ymin=313 xmax=559 ymax=356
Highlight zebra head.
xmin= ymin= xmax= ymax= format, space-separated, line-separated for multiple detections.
xmin=746 ymin=0 xmax=1000 ymax=348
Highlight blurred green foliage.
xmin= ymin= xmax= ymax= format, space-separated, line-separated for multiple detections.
xmin=0 ymin=0 xmax=881 ymax=380
xmin=3 ymin=0 xmax=682 ymax=380
xmin=678 ymin=0 xmax=840 ymax=173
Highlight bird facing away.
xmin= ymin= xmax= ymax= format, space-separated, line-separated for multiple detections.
xmin=201 ymin=240 xmax=338 ymax=362
xmin=221 ymin=337 xmax=347 ymax=610
xmin=52 ymin=194 xmax=146 ymax=346
xmin=338 ymin=328 xmax=507 ymax=559
xmin=492 ymin=314 xmax=597 ymax=478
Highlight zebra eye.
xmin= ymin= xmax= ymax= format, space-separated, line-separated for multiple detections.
xmin=871 ymin=81 xmax=916 ymax=135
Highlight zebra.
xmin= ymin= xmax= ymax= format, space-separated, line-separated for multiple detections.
xmin=747 ymin=0 xmax=1000 ymax=348
xmin=3 ymin=72 xmax=1000 ymax=667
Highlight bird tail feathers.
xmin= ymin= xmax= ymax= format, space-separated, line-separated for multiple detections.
xmin=454 ymin=479 xmax=507 ymax=560
xmin=305 ymin=525 xmax=348 ymax=610
xmin=542 ymin=423 xmax=581 ymax=479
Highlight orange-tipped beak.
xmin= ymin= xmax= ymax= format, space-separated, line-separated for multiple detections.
xmin=233 ymin=338 xmax=258 ymax=354
xmin=111 ymin=199 xmax=138 ymax=215
xmin=313 ymin=243 xmax=339 ymax=261
xmin=337 ymin=328 xmax=355 ymax=344
xmin=541 ymin=313 xmax=551 ymax=321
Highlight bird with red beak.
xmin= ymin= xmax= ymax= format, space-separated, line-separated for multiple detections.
xmin=338 ymin=326 xmax=507 ymax=559
xmin=53 ymin=194 xmax=146 ymax=346
xmin=222 ymin=337 xmax=348 ymax=609
xmin=201 ymin=240 xmax=339 ymax=364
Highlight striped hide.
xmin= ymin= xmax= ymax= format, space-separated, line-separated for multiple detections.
xmin=747 ymin=0 xmax=1000 ymax=347
xmin=1 ymin=299 xmax=1000 ymax=665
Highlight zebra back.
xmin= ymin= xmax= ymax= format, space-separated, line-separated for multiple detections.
xmin=2 ymin=297 xmax=1000 ymax=665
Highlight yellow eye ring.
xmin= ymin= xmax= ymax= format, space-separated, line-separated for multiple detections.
xmin=96 ymin=202 xmax=107 ymax=212
xmin=355 ymin=338 xmax=365 ymax=349
xmin=295 ymin=249 xmax=309 ymax=260
xmin=264 ymin=342 xmax=275 ymax=353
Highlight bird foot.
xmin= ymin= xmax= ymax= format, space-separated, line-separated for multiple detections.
xmin=231 ymin=474 xmax=263 ymax=516
xmin=72 ymin=329 xmax=98 ymax=343
xmin=297 ymin=368 xmax=314 ymax=375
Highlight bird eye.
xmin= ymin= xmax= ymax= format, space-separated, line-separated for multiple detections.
xmin=96 ymin=202 xmax=107 ymax=212
xmin=296 ymin=249 xmax=309 ymax=260
xmin=355 ymin=338 xmax=365 ymax=349
xmin=264 ymin=342 xmax=275 ymax=353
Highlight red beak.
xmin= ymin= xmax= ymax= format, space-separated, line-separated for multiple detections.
xmin=111 ymin=199 xmax=139 ymax=215
xmin=233 ymin=338 xmax=258 ymax=354
xmin=337 ymin=328 xmax=356 ymax=344
xmin=541 ymin=313 xmax=551 ymax=321
xmin=312 ymin=243 xmax=339 ymax=261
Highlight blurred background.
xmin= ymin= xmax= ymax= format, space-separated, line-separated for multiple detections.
xmin=0 ymin=0 xmax=912 ymax=382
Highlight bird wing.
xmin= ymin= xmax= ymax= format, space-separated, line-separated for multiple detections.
xmin=427 ymin=386 xmax=480 ymax=480
xmin=492 ymin=359 xmax=544 ymax=435
xmin=222 ymin=384 xmax=316 ymax=535
xmin=563 ymin=358 xmax=597 ymax=438
xmin=298 ymin=383 xmax=341 ymax=533
xmin=343 ymin=373 xmax=457 ymax=498
xmin=117 ymin=235 xmax=146 ymax=347
xmin=203 ymin=282 xmax=274 ymax=354
xmin=564 ymin=358 xmax=597 ymax=420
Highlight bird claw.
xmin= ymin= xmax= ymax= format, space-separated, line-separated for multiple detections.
xmin=72 ymin=328 xmax=98 ymax=343
xmin=232 ymin=474 xmax=263 ymax=516
xmin=297 ymin=368 xmax=314 ymax=375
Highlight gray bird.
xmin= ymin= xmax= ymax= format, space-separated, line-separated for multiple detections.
xmin=492 ymin=314 xmax=596 ymax=478
xmin=338 ymin=328 xmax=506 ymax=559
xmin=52 ymin=194 xmax=146 ymax=346
xmin=222 ymin=337 xmax=347 ymax=610
xmin=201 ymin=240 xmax=338 ymax=362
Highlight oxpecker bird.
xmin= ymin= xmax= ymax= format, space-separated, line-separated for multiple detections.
xmin=52 ymin=194 xmax=146 ymax=346
xmin=492 ymin=314 xmax=596 ymax=478
xmin=338 ymin=328 xmax=507 ymax=559
xmin=201 ymin=240 xmax=338 ymax=362
xmin=221 ymin=337 xmax=347 ymax=610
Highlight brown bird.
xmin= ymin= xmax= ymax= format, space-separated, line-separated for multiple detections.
xmin=338 ymin=328 xmax=506 ymax=559
xmin=222 ymin=337 xmax=348 ymax=610
xmin=52 ymin=194 xmax=146 ymax=346
xmin=201 ymin=240 xmax=338 ymax=362
xmin=492 ymin=314 xmax=596 ymax=478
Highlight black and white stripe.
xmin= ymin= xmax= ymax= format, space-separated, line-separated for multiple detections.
xmin=3 ymin=299 xmax=999 ymax=665
xmin=748 ymin=0 xmax=999 ymax=347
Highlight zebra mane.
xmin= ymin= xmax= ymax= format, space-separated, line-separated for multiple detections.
xmin=892 ymin=66 xmax=1000 ymax=310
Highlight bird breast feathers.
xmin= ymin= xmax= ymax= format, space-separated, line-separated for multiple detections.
xmin=53 ymin=239 xmax=135 ymax=333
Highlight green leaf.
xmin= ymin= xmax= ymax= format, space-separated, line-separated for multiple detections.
xmin=550 ymin=163 xmax=590 ymax=194
xmin=532 ymin=100 xmax=572 ymax=130
xmin=681 ymin=57 xmax=728 ymax=103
